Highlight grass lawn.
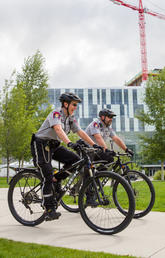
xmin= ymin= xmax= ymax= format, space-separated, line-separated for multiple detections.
xmin=152 ymin=181 xmax=165 ymax=211
xmin=0 ymin=238 xmax=137 ymax=258
xmin=0 ymin=177 xmax=165 ymax=212
xmin=0 ymin=177 xmax=12 ymax=187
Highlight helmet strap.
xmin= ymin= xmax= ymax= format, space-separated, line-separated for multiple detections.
xmin=101 ymin=116 xmax=108 ymax=127
xmin=63 ymin=102 xmax=70 ymax=116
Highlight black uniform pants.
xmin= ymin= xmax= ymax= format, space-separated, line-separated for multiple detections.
xmin=31 ymin=136 xmax=80 ymax=210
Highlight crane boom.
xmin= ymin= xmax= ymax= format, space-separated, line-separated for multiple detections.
xmin=109 ymin=0 xmax=165 ymax=19
xmin=139 ymin=0 xmax=148 ymax=81
xmin=109 ymin=0 xmax=165 ymax=82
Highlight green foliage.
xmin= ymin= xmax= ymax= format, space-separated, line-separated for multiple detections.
xmin=16 ymin=50 xmax=49 ymax=114
xmin=0 ymin=50 xmax=51 ymax=167
xmin=35 ymin=105 xmax=53 ymax=131
xmin=68 ymin=132 xmax=79 ymax=142
xmin=0 ymin=75 xmax=16 ymax=162
xmin=153 ymin=170 xmax=165 ymax=181
xmin=136 ymin=68 xmax=165 ymax=169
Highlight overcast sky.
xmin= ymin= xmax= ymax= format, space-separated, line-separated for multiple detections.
xmin=0 ymin=0 xmax=165 ymax=90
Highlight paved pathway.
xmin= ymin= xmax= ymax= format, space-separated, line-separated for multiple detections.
xmin=0 ymin=188 xmax=165 ymax=258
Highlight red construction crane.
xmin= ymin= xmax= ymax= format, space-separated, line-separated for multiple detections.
xmin=109 ymin=0 xmax=165 ymax=81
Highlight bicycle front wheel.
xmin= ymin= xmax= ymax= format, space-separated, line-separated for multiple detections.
xmin=78 ymin=171 xmax=135 ymax=235
xmin=113 ymin=170 xmax=155 ymax=218
xmin=8 ymin=170 xmax=45 ymax=226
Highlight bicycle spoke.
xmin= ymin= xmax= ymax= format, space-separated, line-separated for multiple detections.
xmin=79 ymin=171 xmax=135 ymax=235
xmin=125 ymin=170 xmax=155 ymax=218
xmin=8 ymin=171 xmax=45 ymax=226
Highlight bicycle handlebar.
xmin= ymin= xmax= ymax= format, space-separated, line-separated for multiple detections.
xmin=77 ymin=144 xmax=98 ymax=154
xmin=115 ymin=152 xmax=132 ymax=158
xmin=77 ymin=145 xmax=132 ymax=158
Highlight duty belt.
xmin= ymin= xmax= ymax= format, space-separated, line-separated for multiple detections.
xmin=32 ymin=134 xmax=60 ymax=149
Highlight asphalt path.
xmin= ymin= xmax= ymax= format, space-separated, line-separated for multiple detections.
xmin=0 ymin=188 xmax=165 ymax=258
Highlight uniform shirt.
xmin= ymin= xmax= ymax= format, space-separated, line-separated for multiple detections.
xmin=85 ymin=118 xmax=116 ymax=143
xmin=35 ymin=108 xmax=81 ymax=141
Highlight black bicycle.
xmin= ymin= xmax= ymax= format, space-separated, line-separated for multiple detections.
xmin=96 ymin=153 xmax=155 ymax=219
xmin=8 ymin=146 xmax=135 ymax=235
xmin=60 ymin=149 xmax=155 ymax=219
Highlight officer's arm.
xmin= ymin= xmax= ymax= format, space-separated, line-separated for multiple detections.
xmin=77 ymin=129 xmax=95 ymax=146
xmin=93 ymin=133 xmax=107 ymax=150
xmin=53 ymin=124 xmax=71 ymax=145
xmin=112 ymin=135 xmax=127 ymax=151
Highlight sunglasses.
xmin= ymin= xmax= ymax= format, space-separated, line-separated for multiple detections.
xmin=107 ymin=115 xmax=114 ymax=119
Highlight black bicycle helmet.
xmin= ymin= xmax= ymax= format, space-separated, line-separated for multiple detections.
xmin=59 ymin=92 xmax=82 ymax=104
xmin=99 ymin=109 xmax=116 ymax=118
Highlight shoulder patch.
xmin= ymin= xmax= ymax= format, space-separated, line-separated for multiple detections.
xmin=93 ymin=122 xmax=99 ymax=128
xmin=73 ymin=119 xmax=78 ymax=124
xmin=53 ymin=111 xmax=61 ymax=119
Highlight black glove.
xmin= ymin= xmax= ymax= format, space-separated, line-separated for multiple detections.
xmin=67 ymin=142 xmax=80 ymax=151
xmin=93 ymin=144 xmax=103 ymax=151
xmin=125 ymin=148 xmax=134 ymax=157
xmin=76 ymin=139 xmax=89 ymax=147
xmin=105 ymin=149 xmax=116 ymax=157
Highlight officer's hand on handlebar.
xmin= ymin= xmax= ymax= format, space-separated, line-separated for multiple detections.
xmin=93 ymin=144 xmax=104 ymax=151
xmin=76 ymin=139 xmax=89 ymax=147
xmin=67 ymin=142 xmax=80 ymax=151
xmin=105 ymin=149 xmax=116 ymax=157
xmin=125 ymin=148 xmax=134 ymax=157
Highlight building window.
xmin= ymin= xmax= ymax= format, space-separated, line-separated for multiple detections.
xmin=111 ymin=90 xmax=115 ymax=104
xmin=102 ymin=89 xmax=106 ymax=105
xmin=120 ymin=116 xmax=125 ymax=131
xmin=124 ymin=89 xmax=128 ymax=104
xmin=129 ymin=118 xmax=134 ymax=131
xmin=97 ymin=89 xmax=100 ymax=104
xmin=133 ymin=89 xmax=137 ymax=104
xmin=116 ymin=89 xmax=122 ymax=104
xmin=88 ymin=89 xmax=92 ymax=104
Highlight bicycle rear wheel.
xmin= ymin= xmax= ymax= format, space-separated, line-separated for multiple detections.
xmin=60 ymin=174 xmax=83 ymax=213
xmin=8 ymin=170 xmax=45 ymax=226
xmin=78 ymin=171 xmax=135 ymax=235
xmin=113 ymin=170 xmax=155 ymax=218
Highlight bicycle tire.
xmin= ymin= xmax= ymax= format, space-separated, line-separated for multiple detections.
xmin=113 ymin=170 xmax=155 ymax=218
xmin=8 ymin=170 xmax=45 ymax=226
xmin=60 ymin=174 xmax=83 ymax=213
xmin=78 ymin=171 xmax=135 ymax=235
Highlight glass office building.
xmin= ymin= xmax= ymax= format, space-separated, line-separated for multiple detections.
xmin=48 ymin=87 xmax=153 ymax=153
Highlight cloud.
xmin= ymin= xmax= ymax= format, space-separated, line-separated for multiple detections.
xmin=0 ymin=0 xmax=165 ymax=90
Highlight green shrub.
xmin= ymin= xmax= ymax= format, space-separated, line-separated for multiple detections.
xmin=153 ymin=170 xmax=165 ymax=180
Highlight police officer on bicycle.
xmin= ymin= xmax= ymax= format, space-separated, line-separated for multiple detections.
xmin=85 ymin=108 xmax=134 ymax=162
xmin=31 ymin=92 xmax=100 ymax=221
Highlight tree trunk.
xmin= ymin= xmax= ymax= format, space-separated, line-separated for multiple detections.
xmin=21 ymin=156 xmax=24 ymax=168
xmin=6 ymin=153 xmax=10 ymax=184
xmin=161 ymin=161 xmax=164 ymax=181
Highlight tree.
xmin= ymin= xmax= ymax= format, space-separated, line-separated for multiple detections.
xmin=0 ymin=51 xmax=52 ymax=177
xmin=137 ymin=68 xmax=165 ymax=180
xmin=16 ymin=50 xmax=49 ymax=115
xmin=0 ymin=75 xmax=18 ymax=178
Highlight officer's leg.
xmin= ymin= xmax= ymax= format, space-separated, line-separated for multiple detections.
xmin=53 ymin=145 xmax=98 ymax=207
xmin=31 ymin=139 xmax=61 ymax=220
xmin=52 ymin=146 xmax=80 ymax=180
